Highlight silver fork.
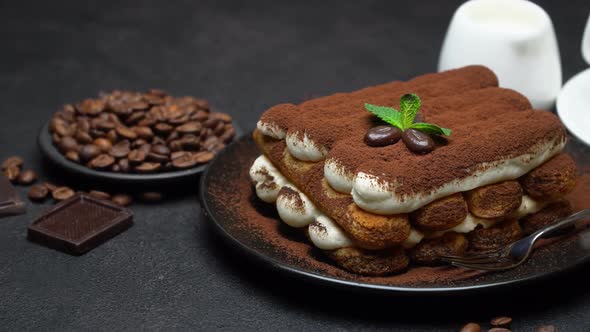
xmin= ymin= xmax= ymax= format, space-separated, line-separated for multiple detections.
xmin=440 ymin=209 xmax=590 ymax=271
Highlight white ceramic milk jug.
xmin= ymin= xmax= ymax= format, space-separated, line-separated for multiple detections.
xmin=438 ymin=0 xmax=561 ymax=110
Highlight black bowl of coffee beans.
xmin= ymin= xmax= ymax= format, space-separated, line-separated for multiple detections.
xmin=38 ymin=90 xmax=240 ymax=186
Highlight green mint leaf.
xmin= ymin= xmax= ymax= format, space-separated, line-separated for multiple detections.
xmin=399 ymin=93 xmax=421 ymax=129
xmin=410 ymin=122 xmax=452 ymax=136
xmin=364 ymin=103 xmax=402 ymax=129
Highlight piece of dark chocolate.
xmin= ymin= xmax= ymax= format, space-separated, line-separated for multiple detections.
xmin=27 ymin=193 xmax=133 ymax=255
xmin=0 ymin=175 xmax=26 ymax=218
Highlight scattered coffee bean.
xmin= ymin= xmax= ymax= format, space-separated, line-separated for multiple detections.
xmin=491 ymin=317 xmax=512 ymax=327
xmin=536 ymin=325 xmax=556 ymax=332
xmin=88 ymin=190 xmax=111 ymax=201
xmin=79 ymin=144 xmax=102 ymax=162
xmin=28 ymin=184 xmax=49 ymax=202
xmin=42 ymin=182 xmax=57 ymax=192
xmin=364 ymin=126 xmax=402 ymax=147
xmin=89 ymin=154 xmax=115 ymax=169
xmin=3 ymin=166 xmax=20 ymax=183
xmin=460 ymin=323 xmax=481 ymax=332
xmin=139 ymin=191 xmax=162 ymax=203
xmin=488 ymin=328 xmax=511 ymax=332
xmin=401 ymin=128 xmax=434 ymax=154
xmin=1 ymin=156 xmax=24 ymax=170
xmin=18 ymin=170 xmax=38 ymax=185
xmin=112 ymin=194 xmax=133 ymax=207
xmin=52 ymin=186 xmax=75 ymax=201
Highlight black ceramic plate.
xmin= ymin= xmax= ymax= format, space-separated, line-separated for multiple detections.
xmin=38 ymin=122 xmax=242 ymax=187
xmin=200 ymin=134 xmax=590 ymax=294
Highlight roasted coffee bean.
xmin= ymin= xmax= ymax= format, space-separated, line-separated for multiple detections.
xmin=148 ymin=153 xmax=168 ymax=163
xmin=220 ymin=126 xmax=235 ymax=143
xmin=28 ymin=184 xmax=49 ymax=202
xmin=51 ymin=118 xmax=75 ymax=137
xmin=128 ymin=150 xmax=146 ymax=165
xmin=213 ymin=121 xmax=225 ymax=136
xmin=106 ymin=129 xmax=118 ymax=143
xmin=154 ymin=122 xmax=174 ymax=135
xmin=65 ymin=151 xmax=80 ymax=163
xmin=488 ymin=328 xmax=511 ymax=332
xmin=139 ymin=191 xmax=162 ymax=203
xmin=169 ymin=140 xmax=183 ymax=152
xmin=88 ymin=190 xmax=111 ymax=201
xmin=116 ymin=126 xmax=138 ymax=140
xmin=402 ymin=128 xmax=434 ymax=154
xmin=192 ymin=151 xmax=215 ymax=164
xmin=118 ymin=158 xmax=130 ymax=172
xmin=111 ymin=164 xmax=121 ymax=172
xmin=151 ymin=144 xmax=170 ymax=156
xmin=364 ymin=126 xmax=402 ymax=147
xmin=52 ymin=133 xmax=61 ymax=145
xmin=126 ymin=111 xmax=146 ymax=125
xmin=203 ymin=118 xmax=218 ymax=129
xmin=93 ymin=138 xmax=112 ymax=152
xmin=209 ymin=112 xmax=232 ymax=123
xmin=166 ymin=131 xmax=179 ymax=142
xmin=138 ymin=143 xmax=152 ymax=155
xmin=148 ymin=88 xmax=166 ymax=96
xmin=90 ymin=129 xmax=106 ymax=138
xmin=171 ymin=154 xmax=197 ymax=169
xmin=151 ymin=136 xmax=166 ymax=146
xmin=192 ymin=110 xmax=208 ymax=121
xmin=58 ymin=136 xmax=78 ymax=153
xmin=132 ymin=126 xmax=154 ymax=140
xmin=52 ymin=186 xmax=75 ymax=201
xmin=1 ymin=156 xmax=24 ymax=170
xmin=42 ymin=182 xmax=58 ymax=192
xmin=176 ymin=121 xmax=202 ymax=134
xmin=96 ymin=120 xmax=116 ymax=131
xmin=131 ymin=138 xmax=148 ymax=149
xmin=203 ymin=136 xmax=220 ymax=151
xmin=79 ymin=144 xmax=102 ymax=162
xmin=76 ymin=98 xmax=104 ymax=115
xmin=89 ymin=154 xmax=115 ymax=169
xmin=109 ymin=140 xmax=131 ymax=158
xmin=112 ymin=194 xmax=133 ymax=207
xmin=135 ymin=162 xmax=161 ymax=173
xmin=75 ymin=130 xmax=93 ymax=144
xmin=491 ymin=317 xmax=512 ymax=327
xmin=460 ymin=323 xmax=481 ymax=332
xmin=171 ymin=151 xmax=189 ymax=160
xmin=3 ymin=166 xmax=20 ymax=183
xmin=536 ymin=325 xmax=556 ymax=332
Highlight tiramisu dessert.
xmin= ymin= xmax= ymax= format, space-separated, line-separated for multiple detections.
xmin=249 ymin=65 xmax=578 ymax=275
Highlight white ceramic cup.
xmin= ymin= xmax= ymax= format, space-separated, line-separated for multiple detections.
xmin=582 ymin=13 xmax=590 ymax=65
xmin=438 ymin=0 xmax=561 ymax=110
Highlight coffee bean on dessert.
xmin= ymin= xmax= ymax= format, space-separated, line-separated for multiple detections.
xmin=109 ymin=140 xmax=131 ymax=158
xmin=491 ymin=317 xmax=512 ymax=327
xmin=460 ymin=323 xmax=481 ymax=332
xmin=536 ymin=325 xmax=556 ymax=332
xmin=3 ymin=166 xmax=20 ymax=183
xmin=88 ymin=190 xmax=111 ymax=201
xmin=58 ymin=136 xmax=78 ymax=154
xmin=52 ymin=186 xmax=75 ymax=201
xmin=79 ymin=144 xmax=102 ymax=162
xmin=402 ymin=128 xmax=434 ymax=154
xmin=89 ymin=154 xmax=115 ymax=169
xmin=364 ymin=126 xmax=402 ymax=147
xmin=17 ymin=170 xmax=37 ymax=185
xmin=135 ymin=162 xmax=161 ymax=173
xmin=28 ymin=184 xmax=49 ymax=202
xmin=139 ymin=191 xmax=162 ymax=203
xmin=172 ymin=154 xmax=197 ymax=169
xmin=1 ymin=156 xmax=24 ymax=170
xmin=93 ymin=138 xmax=112 ymax=153
xmin=111 ymin=194 xmax=133 ymax=207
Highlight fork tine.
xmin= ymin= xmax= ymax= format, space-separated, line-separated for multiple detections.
xmin=441 ymin=255 xmax=502 ymax=264
xmin=449 ymin=260 xmax=515 ymax=271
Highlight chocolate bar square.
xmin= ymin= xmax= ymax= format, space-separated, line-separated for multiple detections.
xmin=0 ymin=175 xmax=25 ymax=218
xmin=27 ymin=193 xmax=133 ymax=255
